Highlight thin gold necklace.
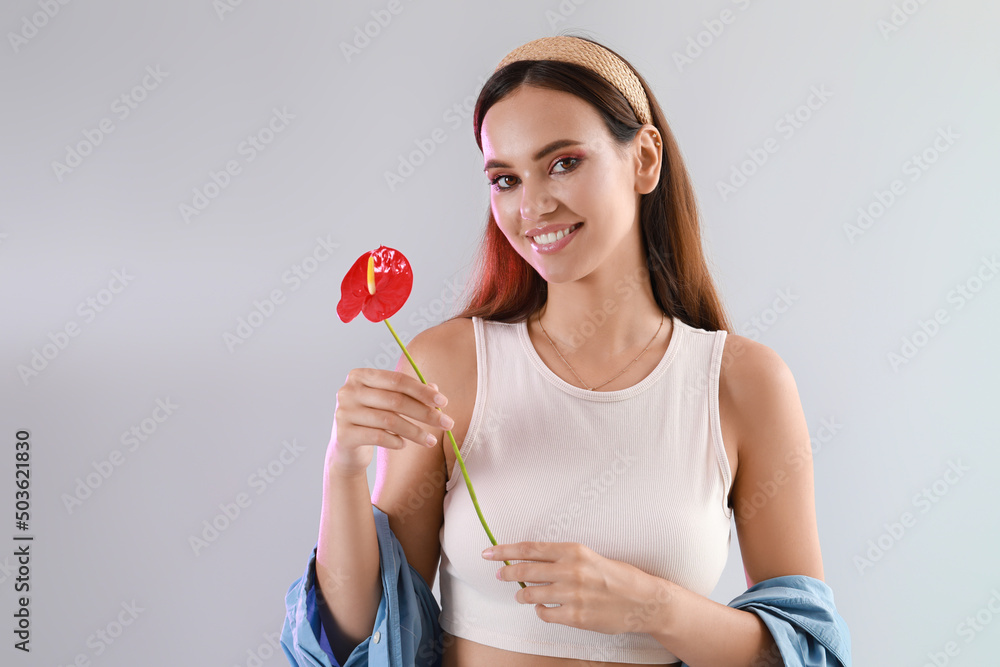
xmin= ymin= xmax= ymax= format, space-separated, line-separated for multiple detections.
xmin=536 ymin=311 xmax=665 ymax=391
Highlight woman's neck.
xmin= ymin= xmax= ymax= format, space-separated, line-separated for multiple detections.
xmin=534 ymin=268 xmax=665 ymax=357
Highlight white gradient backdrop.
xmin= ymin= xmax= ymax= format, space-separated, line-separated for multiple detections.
xmin=1 ymin=1 xmax=998 ymax=665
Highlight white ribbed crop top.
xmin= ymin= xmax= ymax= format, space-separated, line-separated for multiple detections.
xmin=437 ymin=314 xmax=734 ymax=664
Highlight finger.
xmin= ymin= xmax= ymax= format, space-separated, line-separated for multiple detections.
xmin=355 ymin=368 xmax=448 ymax=408
xmin=484 ymin=541 xmax=553 ymax=563
xmin=516 ymin=582 xmax=557 ymax=606
xmin=339 ymin=422 xmax=410 ymax=450
xmin=348 ymin=406 xmax=444 ymax=448
xmin=496 ymin=560 xmax=556 ymax=584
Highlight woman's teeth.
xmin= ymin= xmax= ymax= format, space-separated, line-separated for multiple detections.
xmin=533 ymin=223 xmax=581 ymax=245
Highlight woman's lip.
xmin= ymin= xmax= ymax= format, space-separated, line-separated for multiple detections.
xmin=529 ymin=223 xmax=582 ymax=254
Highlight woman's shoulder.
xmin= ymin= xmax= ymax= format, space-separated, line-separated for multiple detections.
xmin=719 ymin=332 xmax=802 ymax=459
xmin=410 ymin=315 xmax=475 ymax=350
xmin=719 ymin=333 xmax=796 ymax=402
xmin=406 ymin=316 xmax=477 ymax=386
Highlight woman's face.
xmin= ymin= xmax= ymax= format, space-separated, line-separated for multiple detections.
xmin=480 ymin=84 xmax=654 ymax=285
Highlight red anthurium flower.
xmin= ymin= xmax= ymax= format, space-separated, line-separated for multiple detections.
xmin=337 ymin=245 xmax=413 ymax=323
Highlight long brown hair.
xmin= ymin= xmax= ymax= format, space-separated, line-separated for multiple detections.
xmin=451 ymin=35 xmax=732 ymax=334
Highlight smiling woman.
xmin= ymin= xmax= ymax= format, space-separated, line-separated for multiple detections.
xmin=281 ymin=33 xmax=852 ymax=667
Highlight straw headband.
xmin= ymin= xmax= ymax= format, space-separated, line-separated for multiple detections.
xmin=494 ymin=36 xmax=652 ymax=125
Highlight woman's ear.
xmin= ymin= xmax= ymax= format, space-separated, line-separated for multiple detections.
xmin=633 ymin=124 xmax=662 ymax=195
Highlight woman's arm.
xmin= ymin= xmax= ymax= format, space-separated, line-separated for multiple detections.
xmin=646 ymin=336 xmax=826 ymax=666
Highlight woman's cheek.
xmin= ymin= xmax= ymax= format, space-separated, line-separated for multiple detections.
xmin=491 ymin=202 xmax=514 ymax=234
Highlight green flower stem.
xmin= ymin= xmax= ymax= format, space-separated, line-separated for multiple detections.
xmin=383 ymin=317 xmax=526 ymax=589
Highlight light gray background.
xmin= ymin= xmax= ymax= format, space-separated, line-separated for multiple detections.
xmin=2 ymin=1 xmax=998 ymax=665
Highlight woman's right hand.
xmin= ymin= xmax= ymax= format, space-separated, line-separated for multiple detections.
xmin=327 ymin=368 xmax=453 ymax=477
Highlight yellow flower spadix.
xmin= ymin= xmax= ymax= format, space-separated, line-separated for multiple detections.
xmin=366 ymin=254 xmax=376 ymax=295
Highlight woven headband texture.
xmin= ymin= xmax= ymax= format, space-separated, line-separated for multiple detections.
xmin=494 ymin=36 xmax=652 ymax=125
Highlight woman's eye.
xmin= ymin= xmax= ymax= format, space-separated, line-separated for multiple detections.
xmin=552 ymin=157 xmax=579 ymax=173
xmin=490 ymin=175 xmax=516 ymax=191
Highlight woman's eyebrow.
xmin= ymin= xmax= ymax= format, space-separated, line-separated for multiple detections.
xmin=483 ymin=139 xmax=583 ymax=171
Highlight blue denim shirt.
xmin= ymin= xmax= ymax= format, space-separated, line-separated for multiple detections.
xmin=281 ymin=504 xmax=851 ymax=667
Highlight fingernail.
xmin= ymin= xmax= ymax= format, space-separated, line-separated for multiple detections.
xmin=481 ymin=548 xmax=493 ymax=558
xmin=434 ymin=393 xmax=447 ymax=406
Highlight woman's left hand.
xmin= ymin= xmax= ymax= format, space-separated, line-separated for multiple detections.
xmin=482 ymin=541 xmax=675 ymax=635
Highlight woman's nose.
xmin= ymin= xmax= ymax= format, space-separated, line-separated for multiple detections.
xmin=519 ymin=179 xmax=557 ymax=222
